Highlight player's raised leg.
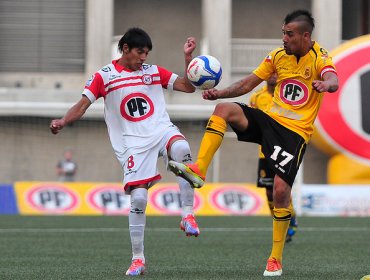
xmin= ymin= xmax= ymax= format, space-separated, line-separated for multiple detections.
xmin=169 ymin=114 xmax=227 ymax=188
xmin=168 ymin=161 xmax=205 ymax=189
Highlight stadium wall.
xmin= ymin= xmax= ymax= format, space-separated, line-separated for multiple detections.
xmin=0 ymin=118 xmax=328 ymax=184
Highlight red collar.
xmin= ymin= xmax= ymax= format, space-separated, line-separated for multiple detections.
xmin=112 ymin=59 xmax=135 ymax=73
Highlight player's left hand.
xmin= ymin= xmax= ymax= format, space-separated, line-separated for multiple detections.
xmin=312 ymin=80 xmax=330 ymax=92
xmin=184 ymin=37 xmax=196 ymax=56
xmin=202 ymin=88 xmax=219 ymax=100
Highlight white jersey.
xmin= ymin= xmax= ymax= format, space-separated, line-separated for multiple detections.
xmin=83 ymin=59 xmax=178 ymax=165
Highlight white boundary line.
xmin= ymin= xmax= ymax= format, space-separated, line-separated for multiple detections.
xmin=0 ymin=227 xmax=368 ymax=233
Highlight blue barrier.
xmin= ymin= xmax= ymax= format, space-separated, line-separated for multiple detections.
xmin=0 ymin=185 xmax=18 ymax=214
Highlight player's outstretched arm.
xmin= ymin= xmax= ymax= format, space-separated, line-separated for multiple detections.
xmin=173 ymin=37 xmax=196 ymax=93
xmin=50 ymin=96 xmax=91 ymax=134
xmin=202 ymin=73 xmax=263 ymax=100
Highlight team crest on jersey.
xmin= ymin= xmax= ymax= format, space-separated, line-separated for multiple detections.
xmin=279 ymin=79 xmax=309 ymax=105
xmin=142 ymin=64 xmax=151 ymax=70
xmin=320 ymin=47 xmax=329 ymax=58
xmin=120 ymin=92 xmax=154 ymax=122
xmin=304 ymin=67 xmax=311 ymax=78
xmin=142 ymin=74 xmax=153 ymax=85
xmin=85 ymin=74 xmax=95 ymax=87
xmin=101 ymin=66 xmax=111 ymax=72
xmin=264 ymin=55 xmax=272 ymax=62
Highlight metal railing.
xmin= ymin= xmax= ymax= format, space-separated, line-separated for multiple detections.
xmin=111 ymin=36 xmax=282 ymax=74
xmin=231 ymin=38 xmax=282 ymax=73
xmin=0 ymin=38 xmax=283 ymax=120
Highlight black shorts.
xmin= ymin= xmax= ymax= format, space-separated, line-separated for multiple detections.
xmin=257 ymin=158 xmax=274 ymax=190
xmin=232 ymin=103 xmax=306 ymax=187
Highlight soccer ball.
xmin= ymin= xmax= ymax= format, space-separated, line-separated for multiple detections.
xmin=187 ymin=55 xmax=222 ymax=90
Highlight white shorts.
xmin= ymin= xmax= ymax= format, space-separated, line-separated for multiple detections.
xmin=122 ymin=126 xmax=184 ymax=193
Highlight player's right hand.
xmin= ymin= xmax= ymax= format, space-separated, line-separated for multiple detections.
xmin=50 ymin=119 xmax=64 ymax=134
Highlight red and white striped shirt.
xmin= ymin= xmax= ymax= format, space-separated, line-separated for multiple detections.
xmin=83 ymin=59 xmax=178 ymax=163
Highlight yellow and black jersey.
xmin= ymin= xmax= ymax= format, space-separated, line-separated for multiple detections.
xmin=253 ymin=41 xmax=337 ymax=142
xmin=249 ymin=86 xmax=273 ymax=112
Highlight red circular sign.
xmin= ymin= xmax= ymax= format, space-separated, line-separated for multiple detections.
xmin=150 ymin=185 xmax=202 ymax=215
xmin=316 ymin=36 xmax=370 ymax=162
xmin=26 ymin=184 xmax=79 ymax=213
xmin=209 ymin=185 xmax=261 ymax=215
xmin=87 ymin=185 xmax=130 ymax=215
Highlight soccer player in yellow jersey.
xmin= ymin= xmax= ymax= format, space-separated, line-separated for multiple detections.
xmin=250 ymin=73 xmax=298 ymax=243
xmin=169 ymin=10 xmax=338 ymax=276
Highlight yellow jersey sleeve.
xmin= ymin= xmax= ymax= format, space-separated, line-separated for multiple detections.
xmin=253 ymin=49 xmax=282 ymax=80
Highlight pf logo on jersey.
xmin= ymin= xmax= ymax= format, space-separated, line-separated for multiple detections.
xmin=280 ymin=79 xmax=309 ymax=105
xmin=120 ymin=92 xmax=154 ymax=122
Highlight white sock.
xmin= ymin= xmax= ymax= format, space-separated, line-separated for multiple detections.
xmin=129 ymin=188 xmax=148 ymax=262
xmin=169 ymin=140 xmax=195 ymax=218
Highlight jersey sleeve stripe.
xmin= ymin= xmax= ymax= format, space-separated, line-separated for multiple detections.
xmin=320 ymin=66 xmax=337 ymax=79
xmin=82 ymin=89 xmax=96 ymax=103
xmin=166 ymin=74 xmax=178 ymax=90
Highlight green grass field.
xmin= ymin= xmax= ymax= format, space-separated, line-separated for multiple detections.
xmin=0 ymin=216 xmax=369 ymax=280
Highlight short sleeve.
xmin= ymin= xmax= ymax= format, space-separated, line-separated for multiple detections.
xmin=82 ymin=73 xmax=105 ymax=103
xmin=316 ymin=48 xmax=337 ymax=79
xmin=253 ymin=50 xmax=277 ymax=80
xmin=157 ymin=66 xmax=178 ymax=89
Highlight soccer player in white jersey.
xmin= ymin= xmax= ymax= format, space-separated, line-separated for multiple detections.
xmin=50 ymin=27 xmax=200 ymax=276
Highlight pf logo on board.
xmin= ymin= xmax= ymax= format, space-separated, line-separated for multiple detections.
xmin=210 ymin=186 xmax=261 ymax=215
xmin=87 ymin=185 xmax=130 ymax=215
xmin=26 ymin=184 xmax=78 ymax=213
xmin=150 ymin=185 xmax=202 ymax=215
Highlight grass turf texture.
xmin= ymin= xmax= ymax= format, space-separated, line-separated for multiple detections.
xmin=0 ymin=216 xmax=369 ymax=279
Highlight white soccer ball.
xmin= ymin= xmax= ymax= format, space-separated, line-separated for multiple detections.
xmin=187 ymin=55 xmax=222 ymax=90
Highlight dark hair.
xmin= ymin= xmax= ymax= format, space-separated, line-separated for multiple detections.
xmin=118 ymin=27 xmax=152 ymax=53
xmin=284 ymin=10 xmax=315 ymax=34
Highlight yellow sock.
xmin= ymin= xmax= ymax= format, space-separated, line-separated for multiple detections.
xmin=267 ymin=200 xmax=274 ymax=217
xmin=290 ymin=199 xmax=296 ymax=218
xmin=196 ymin=115 xmax=227 ymax=175
xmin=270 ymin=207 xmax=291 ymax=263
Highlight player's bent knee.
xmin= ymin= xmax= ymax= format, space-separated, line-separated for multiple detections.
xmin=214 ymin=103 xmax=246 ymax=125
xmin=169 ymin=139 xmax=192 ymax=164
